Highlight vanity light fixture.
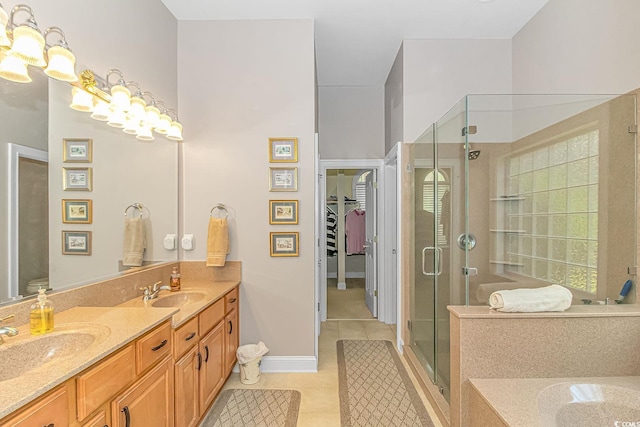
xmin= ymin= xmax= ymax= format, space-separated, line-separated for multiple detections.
xmin=0 ymin=47 xmax=30 ymax=82
xmin=69 ymin=86 xmax=93 ymax=111
xmin=0 ymin=3 xmax=10 ymax=48
xmin=166 ymin=109 xmax=183 ymax=141
xmin=5 ymin=5 xmax=45 ymax=67
xmin=106 ymin=69 xmax=130 ymax=112
xmin=154 ymin=101 xmax=172 ymax=135
xmin=43 ymin=27 xmax=77 ymax=82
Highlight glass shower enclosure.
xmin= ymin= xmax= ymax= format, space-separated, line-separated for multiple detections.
xmin=406 ymin=93 xmax=637 ymax=406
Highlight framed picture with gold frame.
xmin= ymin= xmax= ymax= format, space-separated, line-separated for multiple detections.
xmin=62 ymin=231 xmax=92 ymax=255
xmin=269 ymin=137 xmax=298 ymax=163
xmin=269 ymin=200 xmax=298 ymax=225
xmin=270 ymin=232 xmax=299 ymax=257
xmin=62 ymin=199 xmax=92 ymax=224
xmin=63 ymin=138 xmax=93 ymax=163
xmin=269 ymin=167 xmax=297 ymax=192
xmin=63 ymin=167 xmax=93 ymax=191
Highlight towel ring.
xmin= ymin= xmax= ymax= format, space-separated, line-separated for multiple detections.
xmin=210 ymin=204 xmax=229 ymax=219
xmin=124 ymin=203 xmax=144 ymax=218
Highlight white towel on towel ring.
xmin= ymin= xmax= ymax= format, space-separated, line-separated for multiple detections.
xmin=489 ymin=284 xmax=573 ymax=312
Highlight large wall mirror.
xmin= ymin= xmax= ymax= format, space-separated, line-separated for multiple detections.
xmin=1 ymin=69 xmax=179 ymax=303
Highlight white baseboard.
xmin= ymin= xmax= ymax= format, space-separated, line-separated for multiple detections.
xmin=232 ymin=356 xmax=318 ymax=373
xmin=337 ymin=281 xmax=346 ymax=290
xmin=327 ymin=272 xmax=366 ymax=279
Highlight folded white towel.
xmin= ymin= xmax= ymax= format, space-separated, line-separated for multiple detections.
xmin=123 ymin=217 xmax=146 ymax=267
xmin=489 ymin=284 xmax=573 ymax=312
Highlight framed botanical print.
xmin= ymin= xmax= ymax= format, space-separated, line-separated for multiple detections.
xmin=63 ymin=167 xmax=93 ymax=191
xmin=269 ymin=167 xmax=297 ymax=192
xmin=269 ymin=137 xmax=297 ymax=162
xmin=270 ymin=232 xmax=299 ymax=257
xmin=269 ymin=200 xmax=298 ymax=225
xmin=62 ymin=230 xmax=92 ymax=255
xmin=62 ymin=199 xmax=92 ymax=224
xmin=63 ymin=138 xmax=93 ymax=163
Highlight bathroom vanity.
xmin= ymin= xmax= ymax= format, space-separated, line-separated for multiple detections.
xmin=0 ymin=275 xmax=240 ymax=427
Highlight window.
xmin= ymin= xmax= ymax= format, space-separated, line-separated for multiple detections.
xmin=505 ymin=130 xmax=599 ymax=293
xmin=422 ymin=169 xmax=450 ymax=246
xmin=352 ymin=170 xmax=371 ymax=211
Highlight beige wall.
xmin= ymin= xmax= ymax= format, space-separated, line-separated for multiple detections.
xmin=178 ymin=20 xmax=316 ymax=357
xmin=318 ymin=86 xmax=385 ymax=159
xmin=384 ymin=45 xmax=404 ymax=155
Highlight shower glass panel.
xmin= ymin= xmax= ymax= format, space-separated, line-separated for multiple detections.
xmin=465 ymin=94 xmax=637 ymax=307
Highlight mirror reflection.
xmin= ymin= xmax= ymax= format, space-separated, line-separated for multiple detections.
xmin=1 ymin=70 xmax=179 ymax=303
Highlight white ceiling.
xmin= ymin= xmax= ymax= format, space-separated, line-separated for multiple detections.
xmin=160 ymin=0 xmax=549 ymax=87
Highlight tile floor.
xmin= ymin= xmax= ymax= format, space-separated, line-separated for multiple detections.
xmin=219 ymin=320 xmax=444 ymax=426
xmin=326 ymin=278 xmax=374 ymax=320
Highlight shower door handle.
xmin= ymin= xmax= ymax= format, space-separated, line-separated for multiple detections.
xmin=436 ymin=247 xmax=443 ymax=276
xmin=422 ymin=247 xmax=436 ymax=276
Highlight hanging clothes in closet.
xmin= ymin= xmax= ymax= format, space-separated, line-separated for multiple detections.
xmin=326 ymin=206 xmax=337 ymax=256
xmin=345 ymin=208 xmax=366 ymax=255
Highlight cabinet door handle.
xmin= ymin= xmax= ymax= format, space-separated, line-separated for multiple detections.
xmin=44 ymin=424 xmax=54 ymax=427
xmin=122 ymin=406 xmax=131 ymax=427
xmin=185 ymin=332 xmax=196 ymax=341
xmin=228 ymin=320 xmax=233 ymax=334
xmin=197 ymin=352 xmax=202 ymax=370
xmin=229 ymin=298 xmax=237 ymax=303
xmin=151 ymin=339 xmax=168 ymax=352
xmin=204 ymin=345 xmax=209 ymax=362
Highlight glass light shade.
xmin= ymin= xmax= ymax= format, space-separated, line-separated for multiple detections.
xmin=143 ymin=105 xmax=160 ymax=128
xmin=91 ymin=99 xmax=110 ymax=121
xmin=128 ymin=97 xmax=146 ymax=121
xmin=166 ymin=121 xmax=183 ymax=141
xmin=9 ymin=25 xmax=46 ymax=67
xmin=123 ymin=117 xmax=140 ymax=135
xmin=0 ymin=7 xmax=10 ymax=48
xmin=136 ymin=124 xmax=154 ymax=141
xmin=0 ymin=51 xmax=31 ymax=83
xmin=154 ymin=113 xmax=172 ymax=134
xmin=69 ymin=87 xmax=94 ymax=111
xmin=110 ymin=85 xmax=131 ymax=112
xmin=44 ymin=45 xmax=77 ymax=82
xmin=107 ymin=109 xmax=126 ymax=128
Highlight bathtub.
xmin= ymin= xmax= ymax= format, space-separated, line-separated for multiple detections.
xmin=469 ymin=376 xmax=640 ymax=427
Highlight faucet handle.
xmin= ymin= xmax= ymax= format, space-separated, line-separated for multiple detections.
xmin=152 ymin=281 xmax=162 ymax=292
xmin=0 ymin=314 xmax=15 ymax=324
xmin=139 ymin=287 xmax=151 ymax=296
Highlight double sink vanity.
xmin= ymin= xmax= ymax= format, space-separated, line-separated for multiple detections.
xmin=0 ymin=265 xmax=240 ymax=427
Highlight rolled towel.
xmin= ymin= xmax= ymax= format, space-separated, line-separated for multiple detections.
xmin=489 ymin=284 xmax=573 ymax=312
xmin=206 ymin=217 xmax=230 ymax=267
xmin=123 ymin=217 xmax=146 ymax=266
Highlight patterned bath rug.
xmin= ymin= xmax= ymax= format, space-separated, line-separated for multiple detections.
xmin=337 ymin=340 xmax=435 ymax=427
xmin=200 ymin=388 xmax=301 ymax=427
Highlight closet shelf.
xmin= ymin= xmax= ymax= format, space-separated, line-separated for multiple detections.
xmin=490 ymin=196 xmax=525 ymax=201
xmin=490 ymin=260 xmax=524 ymax=266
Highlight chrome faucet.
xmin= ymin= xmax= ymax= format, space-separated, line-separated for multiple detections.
xmin=0 ymin=314 xmax=18 ymax=344
xmin=140 ymin=281 xmax=171 ymax=302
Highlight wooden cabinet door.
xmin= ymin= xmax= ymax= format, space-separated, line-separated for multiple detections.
xmin=199 ymin=322 xmax=225 ymax=413
xmin=112 ymin=356 xmax=174 ymax=427
xmin=174 ymin=347 xmax=199 ymax=427
xmin=224 ymin=308 xmax=239 ymax=375
xmin=1 ymin=384 xmax=69 ymax=427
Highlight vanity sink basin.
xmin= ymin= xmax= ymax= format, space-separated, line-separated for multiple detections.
xmin=0 ymin=323 xmax=110 ymax=381
xmin=151 ymin=292 xmax=205 ymax=308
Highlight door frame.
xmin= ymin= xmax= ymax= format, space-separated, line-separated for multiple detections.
xmin=316 ymin=159 xmax=385 ymax=324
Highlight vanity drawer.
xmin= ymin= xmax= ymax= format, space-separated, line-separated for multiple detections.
xmin=173 ymin=316 xmax=199 ymax=360
xmin=81 ymin=409 xmax=107 ymax=427
xmin=76 ymin=344 xmax=136 ymax=421
xmin=2 ymin=384 xmax=69 ymax=427
xmin=224 ymin=288 xmax=239 ymax=314
xmin=199 ymin=298 xmax=225 ymax=335
xmin=136 ymin=321 xmax=172 ymax=375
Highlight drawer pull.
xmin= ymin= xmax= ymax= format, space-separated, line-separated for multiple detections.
xmin=151 ymin=339 xmax=168 ymax=352
xmin=229 ymin=297 xmax=237 ymax=303
xmin=204 ymin=345 xmax=209 ymax=362
xmin=228 ymin=320 xmax=233 ymax=334
xmin=44 ymin=424 xmax=54 ymax=427
xmin=122 ymin=406 xmax=131 ymax=427
xmin=197 ymin=352 xmax=202 ymax=370
xmin=185 ymin=332 xmax=196 ymax=341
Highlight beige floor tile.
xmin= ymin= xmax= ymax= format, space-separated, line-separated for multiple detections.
xmin=296 ymin=411 xmax=341 ymax=427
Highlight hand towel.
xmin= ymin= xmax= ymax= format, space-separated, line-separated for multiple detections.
xmin=206 ymin=217 xmax=230 ymax=267
xmin=123 ymin=217 xmax=146 ymax=266
xmin=489 ymin=284 xmax=573 ymax=312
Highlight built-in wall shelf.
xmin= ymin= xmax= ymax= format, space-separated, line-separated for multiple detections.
xmin=490 ymin=196 xmax=525 ymax=201
xmin=489 ymin=229 xmax=526 ymax=234
xmin=490 ymin=260 xmax=524 ymax=266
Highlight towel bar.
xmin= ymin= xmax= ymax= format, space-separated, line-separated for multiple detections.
xmin=124 ymin=203 xmax=144 ymax=218
xmin=210 ymin=204 xmax=229 ymax=219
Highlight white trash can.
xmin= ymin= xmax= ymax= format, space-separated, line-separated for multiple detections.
xmin=239 ymin=357 xmax=263 ymax=384
xmin=237 ymin=341 xmax=269 ymax=385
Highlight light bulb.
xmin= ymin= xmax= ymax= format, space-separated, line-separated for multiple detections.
xmin=44 ymin=45 xmax=77 ymax=82
xmin=69 ymin=87 xmax=94 ymax=112
xmin=91 ymin=99 xmax=110 ymax=121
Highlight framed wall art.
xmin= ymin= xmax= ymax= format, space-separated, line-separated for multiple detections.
xmin=269 ymin=137 xmax=298 ymax=162
xmin=270 ymin=232 xmax=299 ymax=257
xmin=62 ymin=199 xmax=92 ymax=224
xmin=269 ymin=167 xmax=297 ymax=192
xmin=63 ymin=167 xmax=93 ymax=191
xmin=63 ymin=138 xmax=93 ymax=163
xmin=62 ymin=230 xmax=92 ymax=255
xmin=269 ymin=200 xmax=298 ymax=225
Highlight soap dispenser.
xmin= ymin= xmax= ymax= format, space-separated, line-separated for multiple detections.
xmin=30 ymin=289 xmax=54 ymax=335
xmin=170 ymin=267 xmax=181 ymax=292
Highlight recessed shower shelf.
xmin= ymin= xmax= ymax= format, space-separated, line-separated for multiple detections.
xmin=490 ymin=260 xmax=524 ymax=266
xmin=489 ymin=229 xmax=526 ymax=234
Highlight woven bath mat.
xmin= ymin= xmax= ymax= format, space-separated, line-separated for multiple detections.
xmin=200 ymin=388 xmax=301 ymax=427
xmin=337 ymin=340 xmax=434 ymax=427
